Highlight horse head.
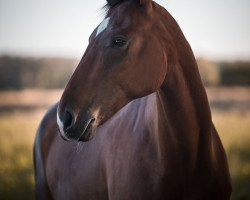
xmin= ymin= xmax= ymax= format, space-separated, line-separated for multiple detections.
xmin=57 ymin=0 xmax=170 ymax=141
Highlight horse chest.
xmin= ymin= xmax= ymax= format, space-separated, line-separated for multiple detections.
xmin=46 ymin=119 xmax=164 ymax=200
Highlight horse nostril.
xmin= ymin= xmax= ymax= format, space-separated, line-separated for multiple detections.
xmin=64 ymin=110 xmax=74 ymax=132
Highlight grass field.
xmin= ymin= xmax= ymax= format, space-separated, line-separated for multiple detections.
xmin=0 ymin=88 xmax=249 ymax=200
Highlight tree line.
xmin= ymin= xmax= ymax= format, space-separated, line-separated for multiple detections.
xmin=0 ymin=56 xmax=78 ymax=90
xmin=0 ymin=56 xmax=249 ymax=90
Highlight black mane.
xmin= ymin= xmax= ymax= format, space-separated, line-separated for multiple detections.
xmin=107 ymin=0 xmax=124 ymax=7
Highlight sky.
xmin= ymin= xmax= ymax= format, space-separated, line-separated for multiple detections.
xmin=0 ymin=0 xmax=249 ymax=60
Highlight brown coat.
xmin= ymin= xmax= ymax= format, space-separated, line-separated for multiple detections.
xmin=34 ymin=0 xmax=232 ymax=199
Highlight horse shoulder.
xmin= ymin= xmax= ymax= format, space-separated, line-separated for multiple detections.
xmin=34 ymin=103 xmax=58 ymax=200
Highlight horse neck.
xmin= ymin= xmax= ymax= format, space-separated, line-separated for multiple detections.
xmin=154 ymin=7 xmax=213 ymax=172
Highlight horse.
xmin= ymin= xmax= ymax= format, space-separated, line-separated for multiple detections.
xmin=34 ymin=0 xmax=232 ymax=199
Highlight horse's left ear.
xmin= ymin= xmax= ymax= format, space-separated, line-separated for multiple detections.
xmin=139 ymin=0 xmax=152 ymax=13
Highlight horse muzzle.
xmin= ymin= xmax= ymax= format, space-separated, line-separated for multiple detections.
xmin=57 ymin=107 xmax=97 ymax=142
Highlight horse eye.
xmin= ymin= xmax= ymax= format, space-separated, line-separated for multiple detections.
xmin=112 ymin=37 xmax=127 ymax=48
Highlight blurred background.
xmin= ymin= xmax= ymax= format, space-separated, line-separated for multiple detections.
xmin=0 ymin=0 xmax=249 ymax=199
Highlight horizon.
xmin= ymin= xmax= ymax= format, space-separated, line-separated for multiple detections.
xmin=1 ymin=54 xmax=250 ymax=63
xmin=0 ymin=0 xmax=250 ymax=61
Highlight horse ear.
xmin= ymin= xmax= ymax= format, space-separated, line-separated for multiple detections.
xmin=139 ymin=0 xmax=152 ymax=13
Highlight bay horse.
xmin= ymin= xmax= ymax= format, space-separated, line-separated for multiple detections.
xmin=34 ymin=0 xmax=232 ymax=199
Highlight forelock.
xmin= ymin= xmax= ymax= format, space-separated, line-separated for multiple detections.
xmin=107 ymin=0 xmax=125 ymax=7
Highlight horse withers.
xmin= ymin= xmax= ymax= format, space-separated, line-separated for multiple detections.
xmin=34 ymin=0 xmax=232 ymax=199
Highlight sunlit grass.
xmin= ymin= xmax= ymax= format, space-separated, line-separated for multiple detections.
xmin=0 ymin=113 xmax=41 ymax=200
xmin=213 ymin=110 xmax=250 ymax=150
xmin=213 ymin=110 xmax=250 ymax=200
